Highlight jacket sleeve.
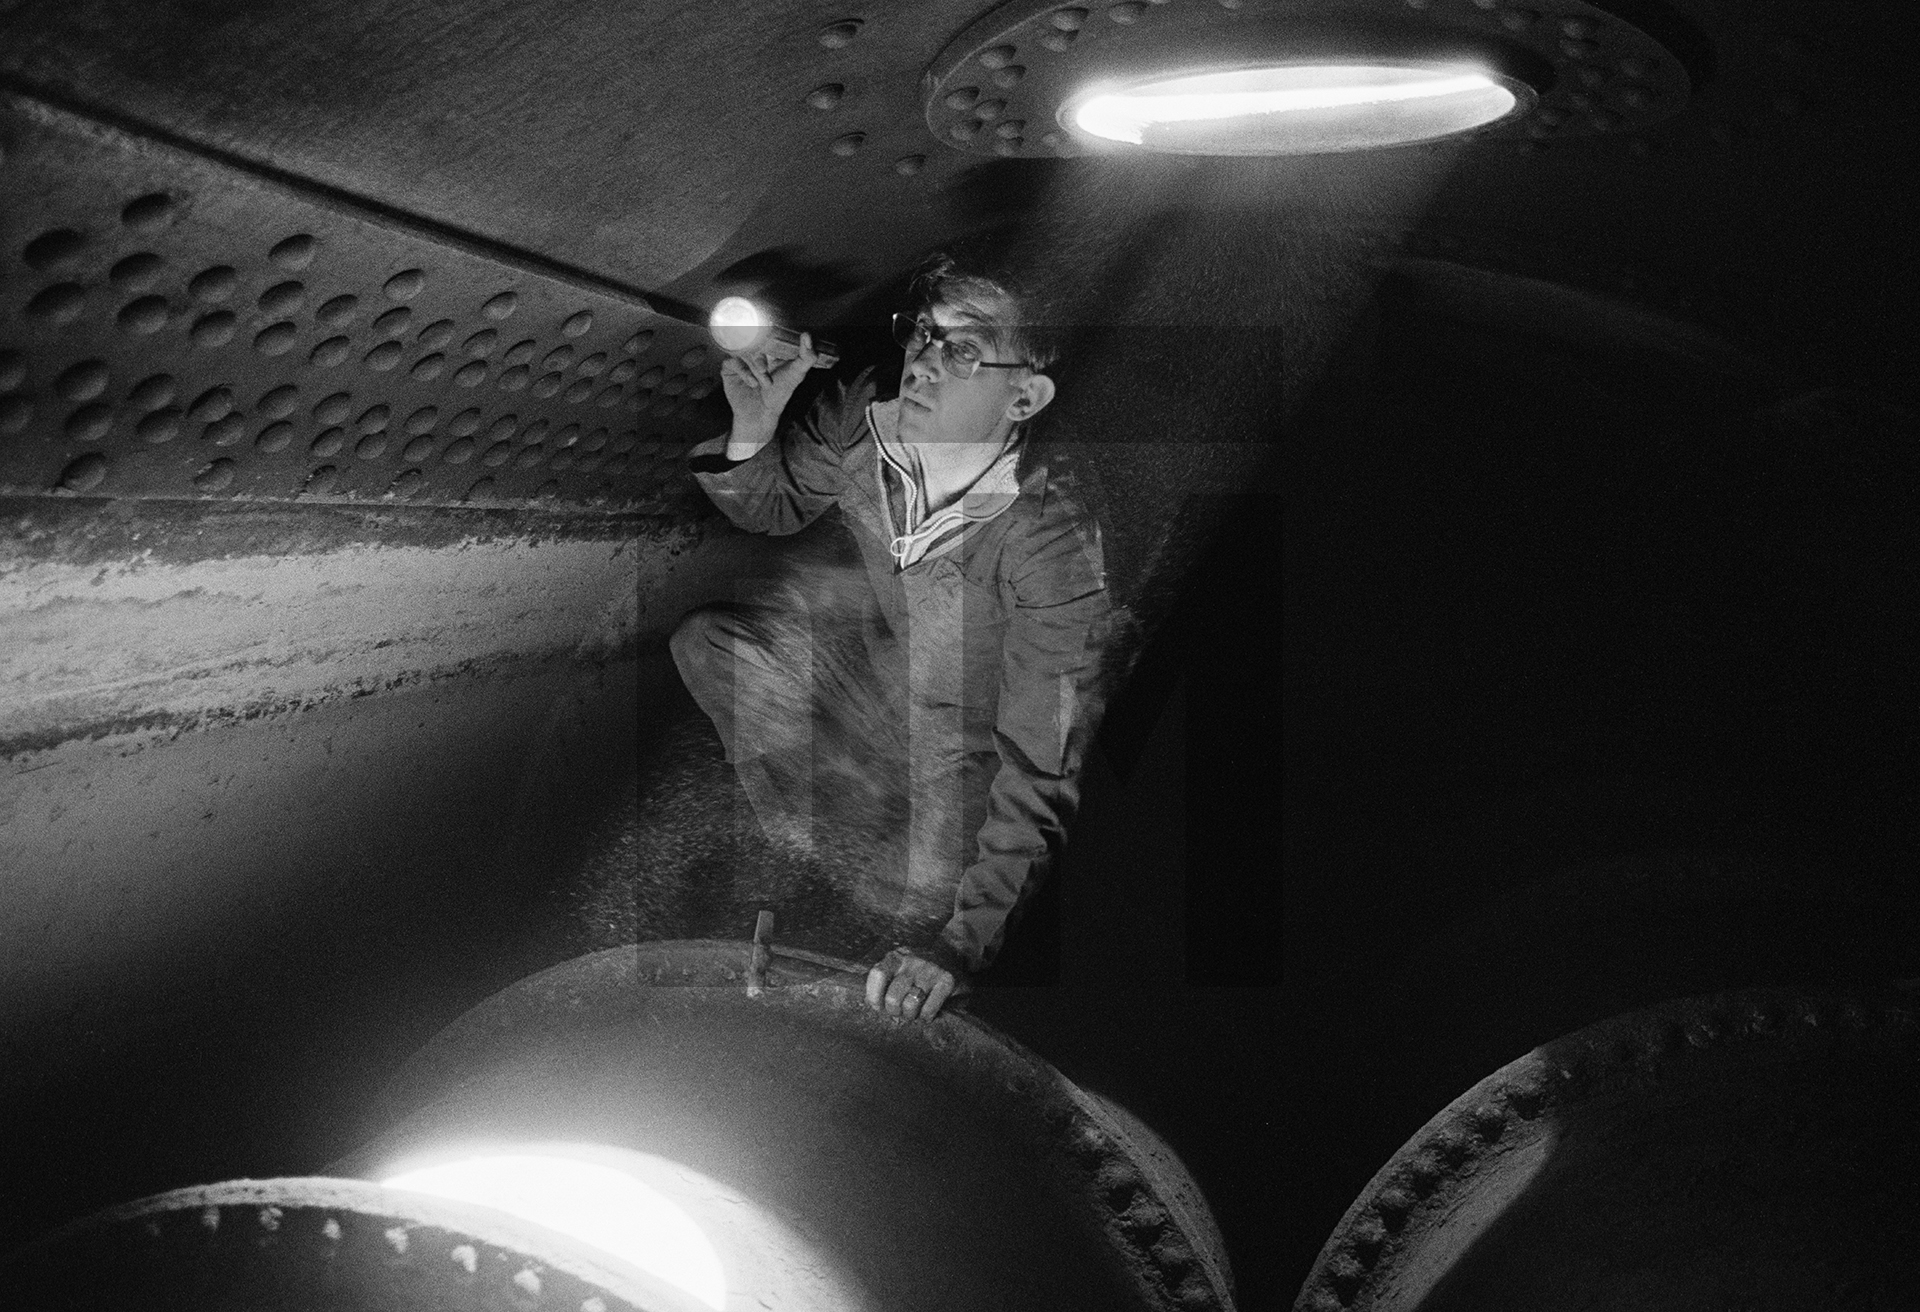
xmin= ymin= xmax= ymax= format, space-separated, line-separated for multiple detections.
xmin=933 ymin=508 xmax=1113 ymax=976
xmin=688 ymin=368 xmax=876 ymax=535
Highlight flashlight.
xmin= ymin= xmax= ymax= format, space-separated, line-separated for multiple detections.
xmin=709 ymin=297 xmax=839 ymax=367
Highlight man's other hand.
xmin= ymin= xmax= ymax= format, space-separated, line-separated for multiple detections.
xmin=866 ymin=947 xmax=960 ymax=1022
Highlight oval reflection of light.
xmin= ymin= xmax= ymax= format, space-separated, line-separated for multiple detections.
xmin=384 ymin=1148 xmax=728 ymax=1311
xmin=1069 ymin=64 xmax=1520 ymax=154
xmin=709 ymin=296 xmax=770 ymax=352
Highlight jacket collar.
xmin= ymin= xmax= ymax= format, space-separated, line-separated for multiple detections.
xmin=868 ymin=398 xmax=1022 ymax=570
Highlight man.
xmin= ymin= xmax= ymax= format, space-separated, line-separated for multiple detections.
xmin=672 ymin=252 xmax=1111 ymax=1023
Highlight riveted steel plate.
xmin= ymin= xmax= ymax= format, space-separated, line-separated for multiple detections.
xmin=0 ymin=94 xmax=728 ymax=512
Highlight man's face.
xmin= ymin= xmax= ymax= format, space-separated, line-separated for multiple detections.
xmin=896 ymin=297 xmax=1031 ymax=447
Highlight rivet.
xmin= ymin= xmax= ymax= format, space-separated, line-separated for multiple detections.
xmin=944 ymin=87 xmax=980 ymax=111
xmin=818 ymin=20 xmax=862 ymax=48
xmin=485 ymin=414 xmax=519 ymax=441
xmin=254 ymin=321 xmax=298 ymax=355
xmin=993 ymin=138 xmax=1021 ymax=155
xmin=1560 ymin=37 xmax=1600 ymax=59
xmin=806 ymin=84 xmax=845 ymax=111
xmin=993 ymin=66 xmax=1026 ymax=89
xmin=483 ymin=291 xmax=519 ymax=320
xmin=541 ymin=345 xmax=576 ymax=372
xmin=1565 ymin=91 xmax=1594 ymax=110
xmin=258 ymin=384 xmax=300 ymax=419
xmin=256 ymin=421 xmax=293 ymax=453
xmin=464 ymin=476 xmax=496 ymax=500
xmin=622 ymin=329 xmax=654 ymax=354
xmin=190 ymin=265 xmax=239 ymax=303
xmin=463 ymin=328 xmax=499 ymax=358
xmin=1499 ymin=9 xmax=1537 ymax=31
xmin=563 ymin=311 xmax=594 ymax=337
xmin=550 ymin=447 xmax=577 ymax=470
xmin=582 ymin=428 xmax=609 ymax=452
xmin=259 ymin=280 xmax=306 ymax=316
xmin=399 ymin=406 xmax=436 ymax=435
xmin=686 ymin=377 xmax=717 ymax=400
xmin=270 ymin=234 xmax=318 ymax=270
xmin=0 ymin=395 xmax=30 ymax=435
xmin=973 ymin=98 xmax=1007 ymax=120
xmin=365 ymin=341 xmax=403 ymax=371
xmin=448 ymin=408 xmax=482 ymax=435
xmin=564 ymin=378 xmax=594 ymax=403
xmin=609 ymin=431 xmax=638 ymax=453
xmin=111 ymin=252 xmax=166 ymax=290
xmin=389 ymin=468 xmax=426 ymax=498
xmin=1619 ymin=86 xmax=1653 ymax=109
xmin=1040 ymin=131 xmax=1065 ymax=149
xmin=1561 ymin=16 xmax=1594 ymax=37
xmin=949 ymin=121 xmax=981 ymax=141
xmin=576 ymin=352 xmax=607 ymax=376
xmin=607 ymin=360 xmax=637 ymax=383
xmin=65 ymin=404 xmax=112 ymax=441
xmin=317 ymin=294 xmax=360 ymax=326
xmin=1041 ymin=31 xmax=1077 ymax=52
xmin=1108 ymin=3 xmax=1145 ymax=23
xmin=121 ymin=193 xmax=177 ymax=232
xmin=514 ymin=444 xmax=546 ymax=469
xmin=384 ymin=1225 xmax=409 ymax=1255
xmin=498 ymin=365 xmax=531 ymax=391
xmin=455 ymin=360 xmax=488 ymax=387
xmin=830 ymin=132 xmax=866 ymax=156
xmin=1050 ymin=8 xmax=1089 ymax=30
xmin=130 ymin=373 xmax=178 ymax=411
xmin=311 ymin=336 xmax=351 ymax=367
xmin=311 ymin=393 xmax=351 ymax=425
xmin=513 ymin=1269 xmax=542 ymax=1297
xmin=417 ymin=318 xmax=456 ymax=351
xmin=0 ymin=351 xmax=26 ymax=391
xmin=191 ymin=311 xmax=236 ymax=349
xmin=450 ymin=1244 xmax=479 ymax=1274
xmin=356 ymin=432 xmax=389 ymax=460
xmin=531 ymin=371 xmax=564 ymax=398
xmin=676 ymin=346 xmax=706 ymax=370
xmin=206 ymin=415 xmax=248 ymax=446
xmin=29 ymin=283 xmax=87 ymax=324
xmin=24 ymin=228 xmax=87 ymax=271
xmin=119 ymin=295 xmax=171 ymax=334
xmin=57 ymin=360 xmax=111 ymax=403
xmin=1617 ymin=56 xmax=1651 ymax=79
xmin=597 ymin=386 xmax=625 ymax=408
xmin=1590 ymin=109 xmax=1621 ymax=130
xmin=520 ymin=418 xmax=550 ymax=443
xmin=189 ymin=386 xmax=234 ymax=423
xmin=603 ymin=452 xmax=630 ymax=473
xmin=995 ymin=119 xmax=1026 ymax=139
xmin=481 ymin=440 xmax=514 ymax=466
xmin=637 ymin=365 xmax=666 ymax=388
xmin=499 ymin=339 xmax=535 ymax=367
xmin=306 ymin=467 xmax=338 ymax=495
xmin=372 ymin=306 xmax=411 ymax=338
xmin=441 ymin=436 xmax=476 ymax=463
xmin=894 ymin=154 xmax=926 ymax=175
xmin=194 ymin=458 xmax=237 ymax=491
xmin=980 ymin=44 xmax=1017 ymax=69
xmin=410 ymin=353 xmax=446 ymax=381
xmin=384 ymin=268 xmax=426 ymax=301
xmin=59 ymin=452 xmax=109 ymax=492
xmin=1218 ymin=0 xmax=1243 ymax=8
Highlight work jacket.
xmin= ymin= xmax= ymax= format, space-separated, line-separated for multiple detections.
xmin=688 ymin=369 xmax=1112 ymax=975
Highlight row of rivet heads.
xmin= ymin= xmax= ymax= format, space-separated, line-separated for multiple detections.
xmin=131 ymin=1203 xmax=620 ymax=1310
xmin=1298 ymin=995 xmax=1920 ymax=1311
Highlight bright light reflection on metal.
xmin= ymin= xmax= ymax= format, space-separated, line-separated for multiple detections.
xmin=383 ymin=1149 xmax=728 ymax=1310
xmin=1071 ymin=65 xmax=1518 ymax=153
xmin=709 ymin=296 xmax=770 ymax=352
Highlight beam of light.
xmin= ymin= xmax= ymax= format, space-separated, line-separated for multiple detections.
xmin=1071 ymin=65 xmax=1517 ymax=152
xmin=383 ymin=1150 xmax=728 ymax=1310
xmin=710 ymin=296 xmax=771 ymax=352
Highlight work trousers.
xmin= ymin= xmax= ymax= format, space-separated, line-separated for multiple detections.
xmin=669 ymin=586 xmax=996 ymax=931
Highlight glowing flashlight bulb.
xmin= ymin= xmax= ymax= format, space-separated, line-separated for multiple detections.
xmin=709 ymin=297 xmax=769 ymax=352
xmin=708 ymin=297 xmax=840 ymax=366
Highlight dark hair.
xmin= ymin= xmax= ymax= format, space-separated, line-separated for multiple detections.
xmin=908 ymin=248 xmax=1059 ymax=373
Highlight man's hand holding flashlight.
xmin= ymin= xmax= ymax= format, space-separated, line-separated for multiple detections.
xmin=720 ymin=334 xmax=827 ymax=461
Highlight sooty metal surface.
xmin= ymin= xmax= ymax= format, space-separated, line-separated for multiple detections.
xmin=0 ymin=1176 xmax=708 ymax=1312
xmin=344 ymin=941 xmax=1238 ymax=1312
xmin=0 ymin=92 xmax=727 ymax=511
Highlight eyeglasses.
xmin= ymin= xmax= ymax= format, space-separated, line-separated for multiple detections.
xmin=891 ymin=313 xmax=1028 ymax=380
